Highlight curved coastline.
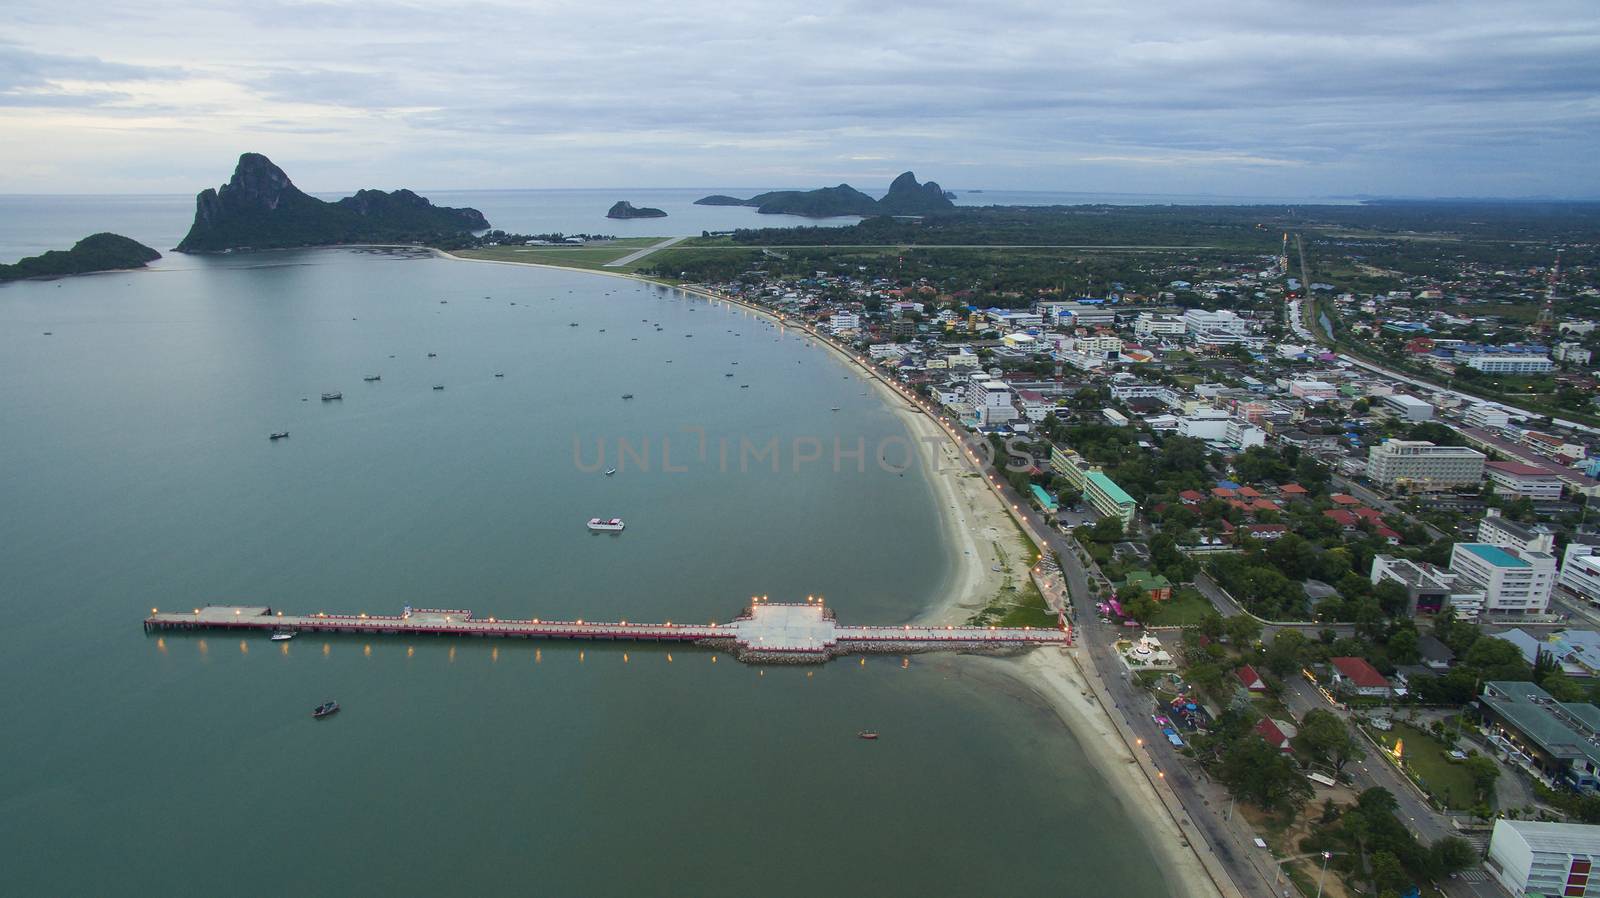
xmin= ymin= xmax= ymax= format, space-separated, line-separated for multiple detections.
xmin=438 ymin=246 xmax=1221 ymax=898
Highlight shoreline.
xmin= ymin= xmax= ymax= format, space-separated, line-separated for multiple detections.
xmin=437 ymin=247 xmax=1223 ymax=898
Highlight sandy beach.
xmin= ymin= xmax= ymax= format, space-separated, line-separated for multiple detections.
xmin=440 ymin=249 xmax=1225 ymax=898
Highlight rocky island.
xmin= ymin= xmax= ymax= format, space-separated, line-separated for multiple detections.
xmin=693 ymin=171 xmax=954 ymax=217
xmin=605 ymin=201 xmax=667 ymax=219
xmin=175 ymin=153 xmax=489 ymax=253
xmin=0 ymin=233 xmax=161 ymax=282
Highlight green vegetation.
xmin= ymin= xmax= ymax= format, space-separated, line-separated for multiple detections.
xmin=693 ymin=171 xmax=952 ymax=218
xmin=1367 ymin=722 xmax=1483 ymax=811
xmin=453 ymin=239 xmax=660 ymax=271
xmin=969 ymin=578 xmax=1054 ymax=629
xmin=0 ymin=233 xmax=160 ymax=281
xmin=1145 ymin=587 xmax=1213 ymax=627
xmin=176 ymin=153 xmax=487 ymax=253
xmin=606 ymin=201 xmax=667 ymax=219
xmin=1299 ymin=788 xmax=1479 ymax=894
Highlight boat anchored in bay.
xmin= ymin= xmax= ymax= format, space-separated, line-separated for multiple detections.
xmin=587 ymin=517 xmax=625 ymax=532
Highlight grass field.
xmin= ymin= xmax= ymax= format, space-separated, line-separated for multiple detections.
xmin=1148 ymin=587 xmax=1214 ymax=627
xmin=454 ymin=238 xmax=664 ymax=271
xmin=1370 ymin=722 xmax=1479 ymax=810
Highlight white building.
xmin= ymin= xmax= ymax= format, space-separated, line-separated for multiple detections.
xmin=1175 ymin=409 xmax=1265 ymax=450
xmin=1074 ymin=334 xmax=1124 ymax=355
xmin=1133 ymin=313 xmax=1187 ymax=339
xmin=1486 ymin=462 xmax=1564 ymax=501
xmin=1467 ymin=354 xmax=1555 ymax=375
xmin=967 ymin=379 xmax=1017 ymax=426
xmin=986 ymin=310 xmax=1042 ymax=330
xmin=1181 ymin=309 xmax=1256 ymax=346
xmin=1289 ymin=380 xmax=1337 ymax=401
xmin=1487 ymin=819 xmax=1600 ymax=898
xmin=1382 ymin=393 xmax=1435 ymax=421
xmin=1365 ymin=440 xmax=1487 ymax=490
xmin=1449 ymin=543 xmax=1557 ymax=617
xmin=1465 ymin=404 xmax=1513 ymax=429
xmin=1559 ymin=546 xmax=1600 ymax=606
xmin=1556 ymin=342 xmax=1593 ymax=365
xmin=827 ymin=312 xmax=861 ymax=334
xmin=1478 ymin=509 xmax=1558 ymax=554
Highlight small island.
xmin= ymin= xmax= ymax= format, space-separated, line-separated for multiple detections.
xmin=176 ymin=153 xmax=489 ymax=253
xmin=605 ymin=201 xmax=668 ymax=220
xmin=693 ymin=171 xmax=954 ymax=217
xmin=0 ymin=233 xmax=161 ymax=282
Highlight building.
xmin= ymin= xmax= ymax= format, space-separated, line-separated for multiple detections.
xmin=967 ymin=378 xmax=1017 ymax=426
xmin=1085 ymin=471 xmax=1137 ymax=529
xmin=1560 ymin=546 xmax=1600 ymax=606
xmin=986 ymin=310 xmax=1043 ymax=330
xmin=827 ymin=312 xmax=860 ymax=333
xmin=1465 ymin=404 xmax=1513 ymax=429
xmin=1365 ymin=440 xmax=1487 ymax=490
xmin=1288 ymin=380 xmax=1338 ymax=401
xmin=1487 ymin=461 xmax=1565 ymax=501
xmin=1487 ymin=819 xmax=1600 ymax=897
xmin=1182 ymin=308 xmax=1256 ymax=346
xmin=1450 ymin=543 xmax=1557 ymax=616
xmin=1479 ymin=510 xmax=1558 ymax=555
xmin=1235 ymin=665 xmax=1267 ymax=692
xmin=1556 ymin=342 xmax=1594 ymax=365
xmin=1381 ymin=393 xmax=1434 ymax=421
xmin=1121 ymin=570 xmax=1172 ymax=602
xmin=1102 ymin=408 xmax=1130 ymax=427
xmin=1370 ymin=554 xmax=1468 ymax=616
xmin=1175 ymin=410 xmax=1265 ymax=450
xmin=1329 ymin=656 xmax=1391 ymax=698
xmin=1467 ymin=353 xmax=1555 ymax=375
xmin=1480 ymin=681 xmax=1600 ymax=794
xmin=1133 ymin=313 xmax=1187 ymax=339
xmin=1254 ymin=717 xmax=1296 ymax=753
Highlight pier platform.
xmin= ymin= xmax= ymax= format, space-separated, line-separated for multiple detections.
xmin=144 ymin=599 xmax=1068 ymax=664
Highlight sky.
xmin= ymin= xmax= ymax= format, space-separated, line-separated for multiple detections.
xmin=3 ymin=0 xmax=1598 ymax=197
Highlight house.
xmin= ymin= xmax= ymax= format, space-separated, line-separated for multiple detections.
xmin=1324 ymin=509 xmax=1360 ymax=531
xmin=1235 ymin=523 xmax=1290 ymax=542
xmin=1121 ymin=570 xmax=1173 ymax=602
xmin=1417 ymin=635 xmax=1455 ymax=670
xmin=1178 ymin=489 xmax=1206 ymax=506
xmin=1235 ymin=664 xmax=1267 ymax=693
xmin=1255 ymin=717 xmax=1297 ymax=753
xmin=1329 ymin=493 xmax=1362 ymax=507
xmin=1278 ymin=483 xmax=1310 ymax=500
xmin=1330 ymin=656 xmax=1391 ymax=698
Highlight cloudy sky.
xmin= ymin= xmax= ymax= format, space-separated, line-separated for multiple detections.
xmin=4 ymin=0 xmax=1598 ymax=197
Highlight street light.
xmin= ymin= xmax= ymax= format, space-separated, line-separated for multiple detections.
xmin=1315 ymin=851 xmax=1332 ymax=898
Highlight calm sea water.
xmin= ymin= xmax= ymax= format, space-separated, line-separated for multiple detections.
xmin=0 ymin=186 xmax=1355 ymax=263
xmin=0 ymin=210 xmax=1174 ymax=895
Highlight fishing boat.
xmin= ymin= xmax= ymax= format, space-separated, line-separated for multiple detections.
xmin=363 ymin=375 xmax=381 ymax=382
xmin=270 ymin=631 xmax=294 ymax=641
xmin=494 ymin=373 xmax=505 ymax=377
xmin=427 ymin=352 xmax=437 ymax=357
xmin=433 ymin=384 xmax=445 ymax=390
xmin=621 ymin=393 xmax=634 ymax=400
xmin=321 ymin=392 xmax=342 ymax=401
xmin=605 ymin=468 xmax=617 ymax=476
xmin=830 ymin=407 xmax=840 ymax=412
xmin=857 ymin=731 xmax=879 ymax=741
xmin=587 ymin=518 xmax=625 ymax=532
xmin=312 ymin=701 xmax=340 ymax=719
xmin=269 ymin=431 xmax=289 ymax=441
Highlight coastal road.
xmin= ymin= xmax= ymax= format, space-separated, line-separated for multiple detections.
xmin=602 ymin=236 xmax=687 ymax=268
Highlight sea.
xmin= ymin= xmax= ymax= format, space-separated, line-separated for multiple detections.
xmin=0 ymin=190 xmax=1178 ymax=896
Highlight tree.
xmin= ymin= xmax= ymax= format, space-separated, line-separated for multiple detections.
xmin=1543 ymin=672 xmax=1587 ymax=702
xmin=1370 ymin=850 xmax=1409 ymax=894
xmin=1464 ymin=636 xmax=1532 ymax=681
xmin=1464 ymin=754 xmax=1500 ymax=803
xmin=1429 ymin=836 xmax=1479 ymax=877
xmin=1199 ymin=612 xmax=1226 ymax=643
xmin=1293 ymin=709 xmax=1365 ymax=773
xmin=1264 ymin=629 xmax=1308 ymax=678
xmin=1224 ymin=615 xmax=1263 ymax=648
xmin=1387 ymin=628 xmax=1421 ymax=666
xmin=1188 ymin=662 xmax=1226 ymax=694
xmin=1217 ymin=734 xmax=1313 ymax=814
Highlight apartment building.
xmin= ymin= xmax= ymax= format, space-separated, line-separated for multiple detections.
xmin=1486 ymin=461 xmax=1564 ymax=500
xmin=1365 ymin=440 xmax=1487 ymax=490
xmin=1449 ymin=543 xmax=1557 ymax=616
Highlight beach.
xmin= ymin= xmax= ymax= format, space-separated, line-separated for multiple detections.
xmin=442 ymin=248 xmax=1225 ymax=898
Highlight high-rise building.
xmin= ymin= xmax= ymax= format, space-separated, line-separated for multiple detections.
xmin=1365 ymin=440 xmax=1486 ymax=490
xmin=1449 ymin=543 xmax=1556 ymax=616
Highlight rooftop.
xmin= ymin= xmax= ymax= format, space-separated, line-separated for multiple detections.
xmin=1086 ymin=471 xmax=1136 ymax=507
xmin=1482 ymin=681 xmax=1600 ymax=774
xmin=1493 ymin=819 xmax=1600 ymax=854
xmin=1461 ymin=543 xmax=1531 ymax=569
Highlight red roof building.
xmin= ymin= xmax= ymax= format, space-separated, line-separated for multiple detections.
xmin=1212 ymin=487 xmax=1238 ymax=499
xmin=1330 ymin=657 xmax=1390 ymax=696
xmin=1279 ymin=483 xmax=1309 ymax=498
xmin=1179 ymin=489 xmax=1206 ymax=505
xmin=1255 ymin=717 xmax=1296 ymax=753
xmin=1324 ymin=509 xmax=1359 ymax=529
xmin=1352 ymin=507 xmax=1384 ymax=523
xmin=1236 ymin=486 xmax=1263 ymax=499
xmin=1330 ymin=493 xmax=1362 ymax=506
xmin=1236 ymin=664 xmax=1267 ymax=692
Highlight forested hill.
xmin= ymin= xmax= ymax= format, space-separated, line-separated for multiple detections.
xmin=0 ymin=233 xmax=161 ymax=282
xmin=176 ymin=153 xmax=488 ymax=253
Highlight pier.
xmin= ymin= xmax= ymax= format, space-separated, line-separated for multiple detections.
xmin=144 ymin=598 xmax=1069 ymax=664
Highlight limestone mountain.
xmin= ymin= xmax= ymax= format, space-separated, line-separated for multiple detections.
xmin=692 ymin=172 xmax=951 ymax=218
xmin=876 ymin=171 xmax=956 ymax=215
xmin=176 ymin=153 xmax=489 ymax=252
xmin=606 ymin=201 xmax=668 ymax=219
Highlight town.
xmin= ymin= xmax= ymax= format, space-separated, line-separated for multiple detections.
xmin=655 ymin=225 xmax=1600 ymax=898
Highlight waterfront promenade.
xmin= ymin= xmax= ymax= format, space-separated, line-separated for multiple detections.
xmin=145 ymin=599 xmax=1067 ymax=664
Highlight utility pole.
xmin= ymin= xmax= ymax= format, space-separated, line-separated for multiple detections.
xmin=1315 ymin=850 xmax=1332 ymax=898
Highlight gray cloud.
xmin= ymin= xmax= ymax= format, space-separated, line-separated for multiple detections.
xmin=2 ymin=0 xmax=1597 ymax=195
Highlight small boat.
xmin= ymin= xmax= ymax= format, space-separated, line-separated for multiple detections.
xmin=270 ymin=631 xmax=294 ymax=641
xmin=569 ymin=322 xmax=579 ymax=327
xmin=830 ymin=407 xmax=840 ymax=412
xmin=321 ymin=392 xmax=342 ymax=401
xmin=605 ymin=468 xmax=617 ymax=476
xmin=364 ymin=375 xmax=381 ymax=382
xmin=740 ymin=384 xmax=749 ymax=389
xmin=494 ymin=372 xmax=505 ymax=378
xmin=427 ymin=352 xmax=437 ymax=358
xmin=312 ymin=701 xmax=340 ymax=719
xmin=621 ymin=394 xmax=634 ymax=400
xmin=857 ymin=731 xmax=879 ymax=741
xmin=433 ymin=384 xmax=445 ymax=390
xmin=269 ymin=431 xmax=290 ymax=441
xmin=724 ymin=373 xmax=734 ymax=377
xmin=587 ymin=517 xmax=625 ymax=532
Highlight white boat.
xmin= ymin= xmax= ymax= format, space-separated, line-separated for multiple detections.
xmin=605 ymin=469 xmax=617 ymax=476
xmin=321 ymin=392 xmax=342 ymax=401
xmin=587 ymin=517 xmax=625 ymax=532
xmin=270 ymin=631 xmax=294 ymax=641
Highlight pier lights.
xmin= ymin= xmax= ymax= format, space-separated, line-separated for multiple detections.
xmin=152 ymin=608 xmax=158 ymax=615
xmin=576 ymin=619 xmax=583 ymax=625
xmin=193 ymin=609 xmax=199 ymax=615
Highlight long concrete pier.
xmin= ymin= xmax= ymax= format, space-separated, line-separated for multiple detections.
xmin=144 ymin=599 xmax=1068 ymax=664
